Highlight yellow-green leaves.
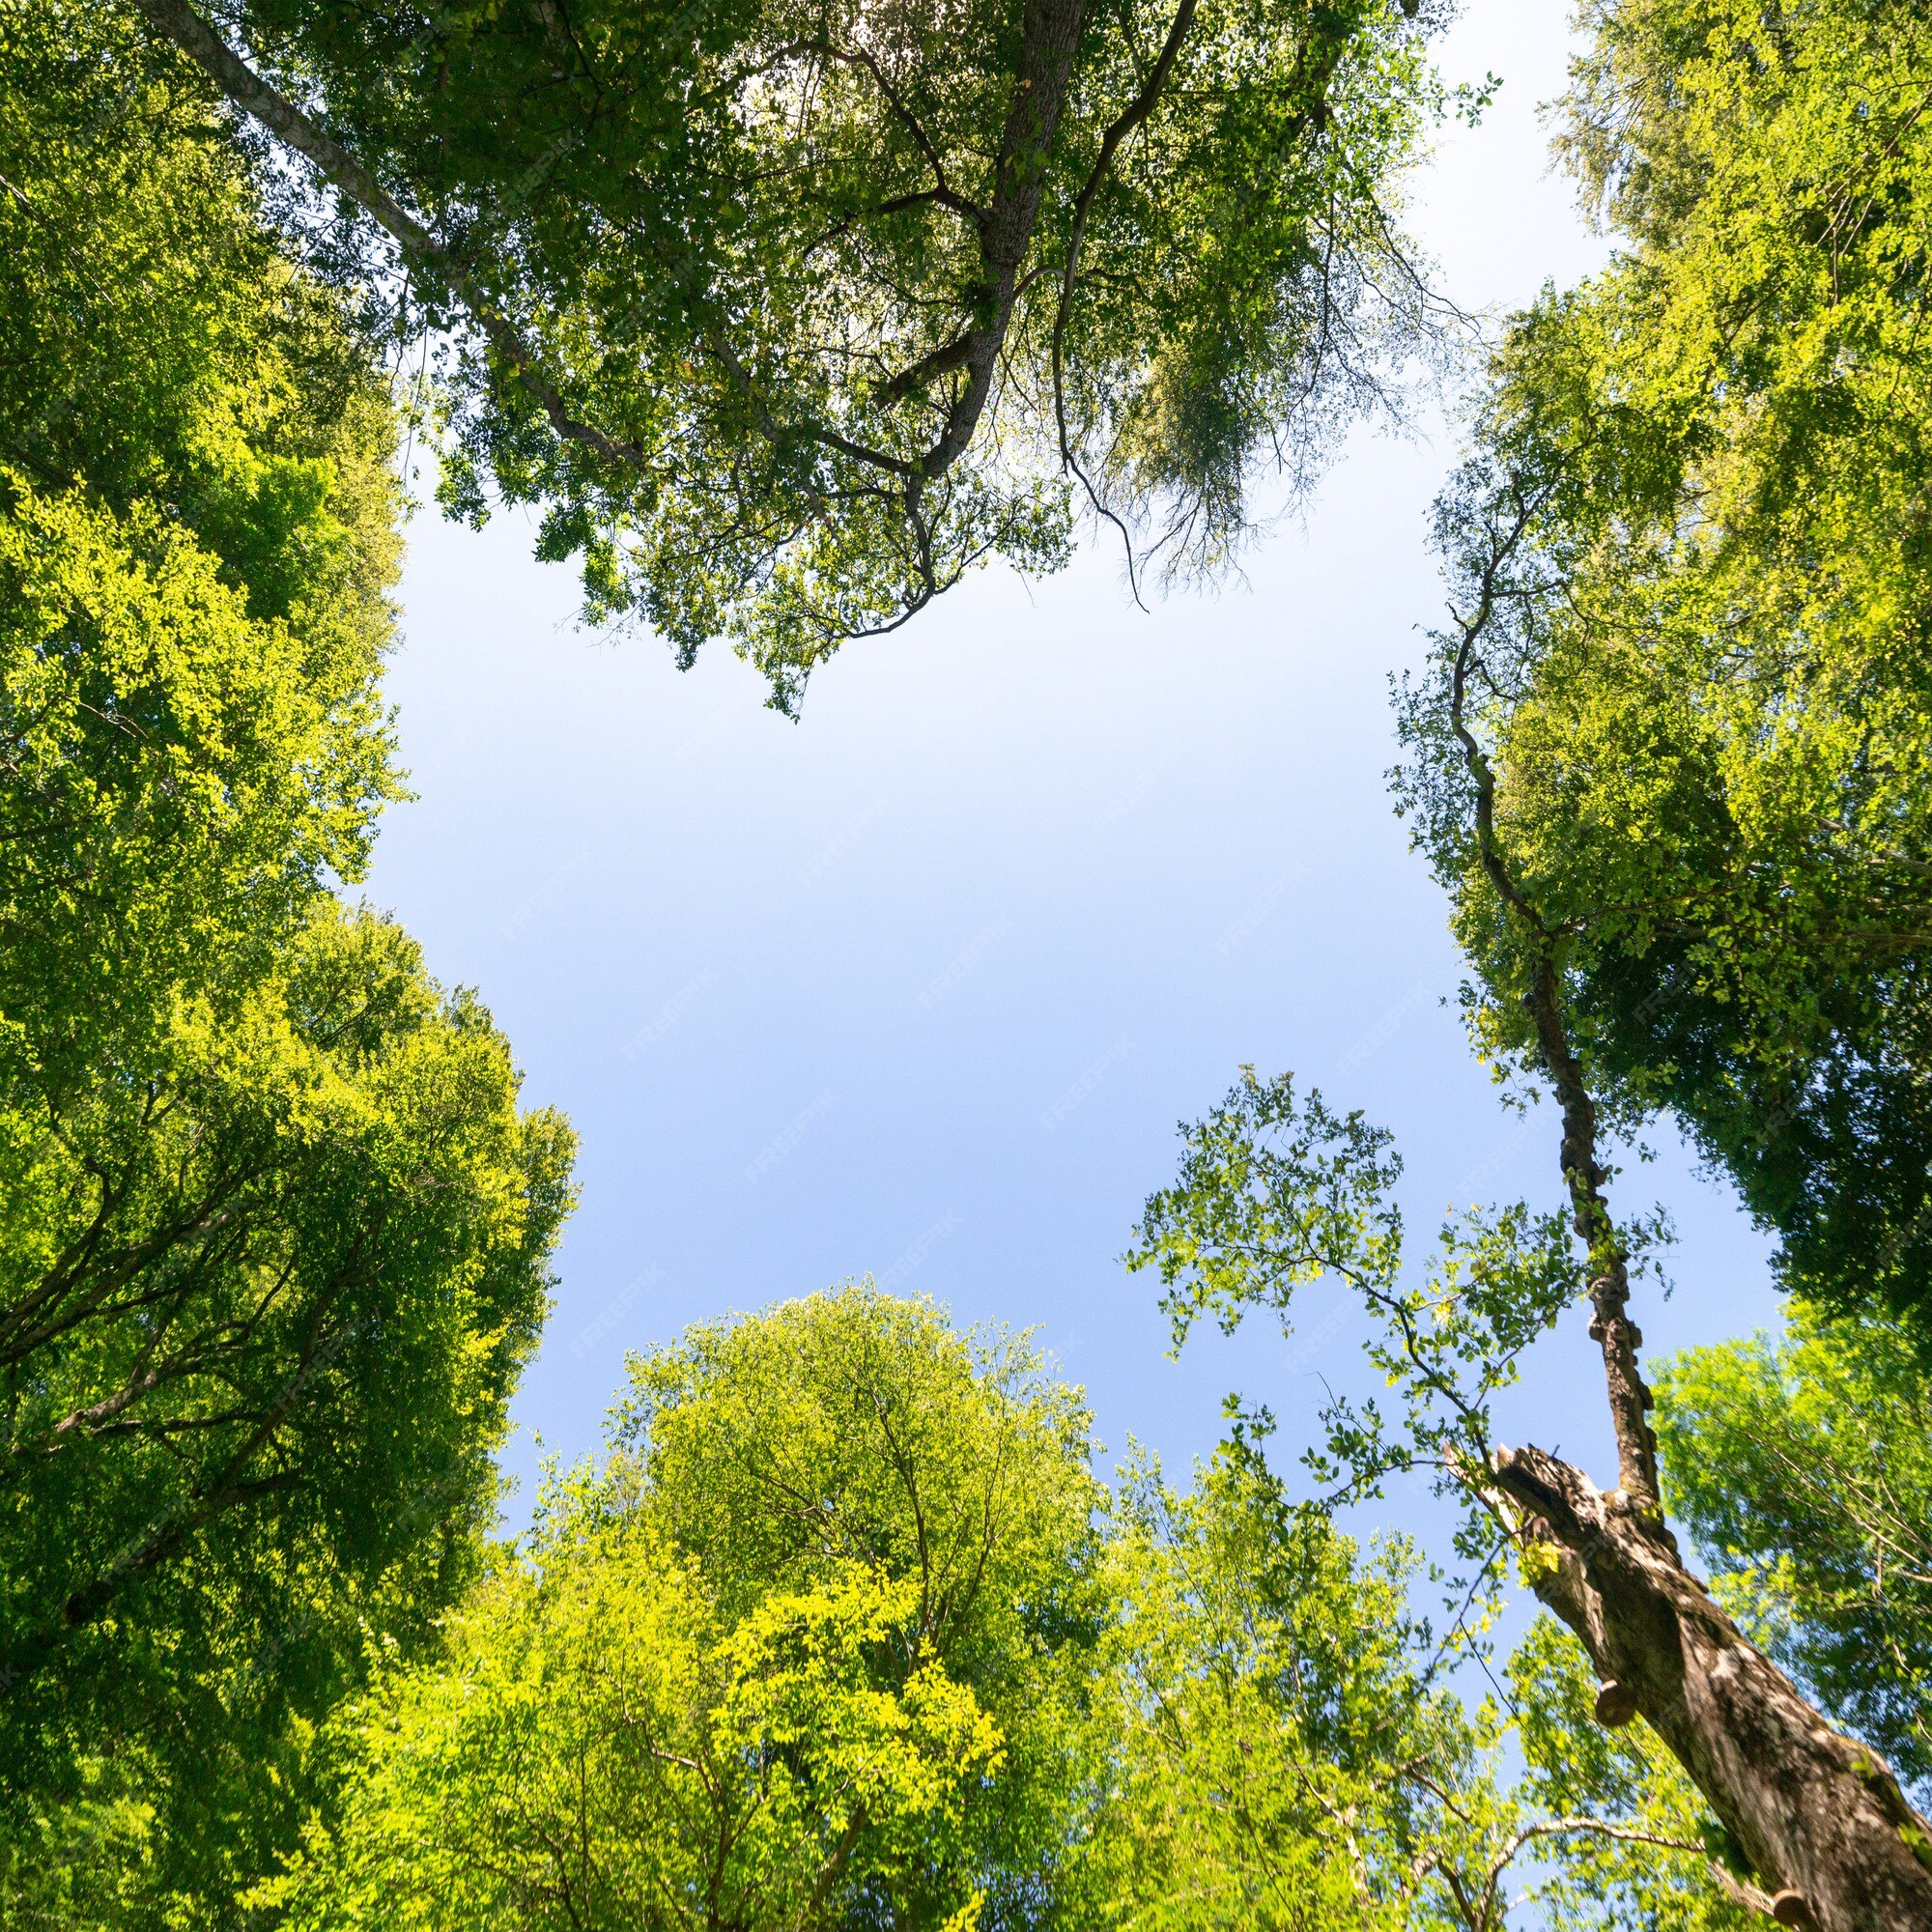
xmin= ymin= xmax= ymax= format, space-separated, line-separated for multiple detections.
xmin=266 ymin=1540 xmax=1006 ymax=1932
xmin=1092 ymin=1448 xmax=1751 ymax=1930
xmin=1655 ymin=1308 xmax=1932 ymax=1786
xmin=1404 ymin=0 xmax=1932 ymax=1326
xmin=267 ymin=1290 xmax=1098 ymax=1932
xmin=1125 ymin=1066 xmax=1406 ymax=1352
xmin=0 ymin=15 xmax=572 ymax=1921
xmin=724 ymin=1571 xmax=1006 ymax=1839
xmin=0 ymin=475 xmax=394 ymax=1078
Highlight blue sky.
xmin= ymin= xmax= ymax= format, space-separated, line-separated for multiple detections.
xmin=366 ymin=0 xmax=1779 ymax=1525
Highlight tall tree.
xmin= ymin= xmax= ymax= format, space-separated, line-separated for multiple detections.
xmin=1390 ymin=452 xmax=1932 ymax=1918
xmin=1129 ymin=1048 xmax=1932 ymax=1925
xmin=125 ymin=0 xmax=1454 ymax=707
xmin=1395 ymin=0 xmax=1932 ymax=1331
xmin=1239 ymin=6 xmax=1932 ymax=1908
xmin=264 ymin=1287 xmax=1109 ymax=1931
xmin=0 ymin=12 xmax=575 ymax=1918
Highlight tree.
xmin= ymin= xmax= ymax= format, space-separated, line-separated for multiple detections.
xmin=613 ymin=1285 xmax=1112 ymax=1930
xmin=1096 ymin=1435 xmax=1756 ymax=1930
xmin=1237 ymin=4 xmax=1932 ymax=1909
xmin=2 ymin=0 xmax=400 ymax=1068
xmin=1122 ymin=1057 xmax=1920 ymax=1924
xmin=1393 ymin=0 xmax=1932 ymax=1331
xmin=126 ymin=0 xmax=1455 ymax=708
xmin=268 ymin=1286 xmax=1750 ymax=1931
xmin=1390 ymin=466 xmax=1932 ymax=1922
xmin=0 ymin=13 xmax=575 ymax=1918
xmin=1654 ymin=1308 xmax=1932 ymax=1794
xmin=262 ymin=1521 xmax=1008 ymax=1931
xmin=265 ymin=1287 xmax=1109 ymax=1931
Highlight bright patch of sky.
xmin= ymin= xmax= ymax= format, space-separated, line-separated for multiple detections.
xmin=367 ymin=0 xmax=1777 ymax=1525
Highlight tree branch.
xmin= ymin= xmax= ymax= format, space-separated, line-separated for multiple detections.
xmin=1442 ymin=496 xmax=1661 ymax=1515
xmin=128 ymin=0 xmax=645 ymax=469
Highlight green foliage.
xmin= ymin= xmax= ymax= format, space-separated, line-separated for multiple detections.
xmin=0 ymin=13 xmax=576 ymax=1921
xmin=0 ymin=1749 xmax=162 ymax=1932
xmin=206 ymin=0 xmax=1450 ymax=705
xmin=271 ymin=1286 xmax=1756 ymax=1930
xmin=0 ymin=889 xmax=573 ymax=1918
xmin=1655 ymin=1308 xmax=1932 ymax=1790
xmin=1097 ymin=1442 xmax=1485 ymax=1931
xmin=261 ymin=1531 xmax=1004 ymax=1932
xmin=1 ymin=3 xmax=404 ymax=1083
xmin=1505 ymin=1617 xmax=1757 ymax=1930
xmin=1123 ymin=1077 xmax=1759 ymax=1926
xmin=1126 ymin=1066 xmax=1583 ymax=1529
xmin=266 ymin=1287 xmax=1107 ymax=1931
xmin=1 ymin=6 xmax=401 ymax=634
xmin=0 ymin=472 xmax=392 ymax=1079
xmin=1397 ymin=0 xmax=1932 ymax=1328
xmin=613 ymin=1287 xmax=1112 ymax=1931
xmin=10 ymin=12 xmax=1904 ymax=1926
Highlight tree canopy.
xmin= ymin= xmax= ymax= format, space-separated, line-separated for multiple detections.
xmin=1371 ymin=12 xmax=1932 ymax=1891
xmin=1655 ymin=1308 xmax=1932 ymax=1793
xmin=1098 ymin=1437 xmax=1756 ymax=1931
xmin=133 ymin=0 xmax=1454 ymax=707
xmin=1128 ymin=1057 xmax=1932 ymax=1923
xmin=1395 ymin=0 xmax=1932 ymax=1331
xmin=0 ymin=13 xmax=574 ymax=1918
xmin=2 ymin=1 xmax=401 ymax=1063
xmin=264 ymin=1288 xmax=1108 ymax=1931
xmin=264 ymin=1286 xmax=1768 ymax=1932
xmin=12 ymin=2 xmax=1932 ymax=1928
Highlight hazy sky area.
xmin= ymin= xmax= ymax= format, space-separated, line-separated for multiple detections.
xmin=367 ymin=0 xmax=1779 ymax=1533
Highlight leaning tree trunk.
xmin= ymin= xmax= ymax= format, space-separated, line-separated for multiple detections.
xmin=1493 ymin=1444 xmax=1932 ymax=1929
xmin=1481 ymin=965 xmax=1932 ymax=1930
xmin=1440 ymin=590 xmax=1932 ymax=1927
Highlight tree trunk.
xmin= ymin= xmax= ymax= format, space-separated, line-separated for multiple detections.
xmin=1444 ymin=555 xmax=1932 ymax=1930
xmin=1493 ymin=1444 xmax=1932 ymax=1930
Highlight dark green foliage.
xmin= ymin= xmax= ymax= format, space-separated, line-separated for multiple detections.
xmin=157 ymin=0 xmax=1453 ymax=704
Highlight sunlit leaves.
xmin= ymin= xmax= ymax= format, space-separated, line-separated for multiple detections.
xmin=0 ymin=14 xmax=574 ymax=1918
xmin=263 ymin=1540 xmax=1004 ymax=1932
xmin=1399 ymin=0 xmax=1932 ymax=1325
xmin=1125 ymin=1067 xmax=1581 ymax=1516
xmin=266 ymin=1288 xmax=1107 ymax=1932
xmin=1655 ymin=1309 xmax=1932 ymax=1787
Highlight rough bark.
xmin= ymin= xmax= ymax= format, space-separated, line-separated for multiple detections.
xmin=1521 ymin=952 xmax=1661 ymax=1512
xmin=1444 ymin=516 xmax=1932 ymax=1931
xmin=1492 ymin=1448 xmax=1932 ymax=1928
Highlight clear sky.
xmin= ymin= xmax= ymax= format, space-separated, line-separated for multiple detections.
xmin=366 ymin=0 xmax=1779 ymax=1527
